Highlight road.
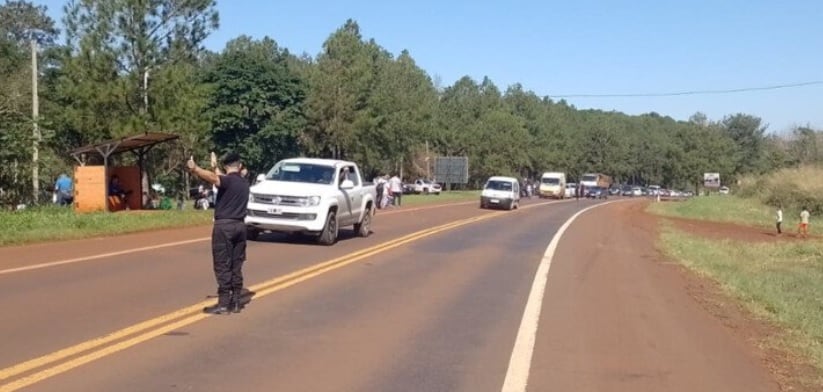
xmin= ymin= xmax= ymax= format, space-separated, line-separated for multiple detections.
xmin=0 ymin=198 xmax=782 ymax=391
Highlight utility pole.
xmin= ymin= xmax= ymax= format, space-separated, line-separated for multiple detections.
xmin=31 ymin=39 xmax=40 ymax=204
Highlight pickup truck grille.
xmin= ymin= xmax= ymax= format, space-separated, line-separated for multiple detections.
xmin=252 ymin=194 xmax=306 ymax=206
xmin=248 ymin=210 xmax=316 ymax=221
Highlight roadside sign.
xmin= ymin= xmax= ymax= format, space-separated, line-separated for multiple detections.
xmin=703 ymin=172 xmax=720 ymax=188
xmin=434 ymin=156 xmax=469 ymax=184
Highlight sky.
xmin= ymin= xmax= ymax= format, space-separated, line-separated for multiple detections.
xmin=40 ymin=0 xmax=823 ymax=134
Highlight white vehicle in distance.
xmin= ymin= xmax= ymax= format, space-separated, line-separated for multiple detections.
xmin=413 ymin=179 xmax=441 ymax=195
xmin=538 ymin=172 xmax=566 ymax=199
xmin=565 ymin=182 xmax=578 ymax=198
xmin=480 ymin=176 xmax=521 ymax=210
xmin=245 ymin=158 xmax=377 ymax=245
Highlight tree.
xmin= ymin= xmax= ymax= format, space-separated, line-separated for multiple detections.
xmin=0 ymin=0 xmax=58 ymax=45
xmin=303 ymin=19 xmax=379 ymax=160
xmin=61 ymin=0 xmax=219 ymax=133
xmin=203 ymin=36 xmax=307 ymax=174
xmin=721 ymin=113 xmax=768 ymax=176
xmin=0 ymin=0 xmax=58 ymax=205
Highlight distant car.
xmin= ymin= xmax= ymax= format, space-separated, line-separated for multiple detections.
xmin=413 ymin=179 xmax=442 ymax=195
xmin=719 ymin=186 xmax=730 ymax=195
xmin=585 ymin=186 xmax=608 ymax=199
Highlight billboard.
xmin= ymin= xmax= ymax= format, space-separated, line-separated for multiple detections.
xmin=434 ymin=156 xmax=469 ymax=184
xmin=703 ymin=172 xmax=720 ymax=188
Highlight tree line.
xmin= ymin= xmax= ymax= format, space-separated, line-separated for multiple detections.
xmin=1 ymin=0 xmax=821 ymax=205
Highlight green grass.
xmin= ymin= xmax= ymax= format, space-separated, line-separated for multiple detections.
xmin=0 ymin=205 xmax=215 ymax=247
xmin=399 ymin=190 xmax=480 ymax=207
xmin=647 ymin=195 xmax=775 ymax=228
xmin=660 ymin=226 xmax=823 ymax=384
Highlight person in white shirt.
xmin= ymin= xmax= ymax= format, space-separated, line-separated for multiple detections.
xmin=775 ymin=205 xmax=783 ymax=235
xmin=389 ymin=175 xmax=403 ymax=206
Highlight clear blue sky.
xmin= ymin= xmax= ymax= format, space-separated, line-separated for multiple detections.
xmin=41 ymin=0 xmax=823 ymax=134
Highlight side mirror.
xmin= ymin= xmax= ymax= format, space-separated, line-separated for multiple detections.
xmin=340 ymin=179 xmax=355 ymax=190
xmin=255 ymin=174 xmax=265 ymax=184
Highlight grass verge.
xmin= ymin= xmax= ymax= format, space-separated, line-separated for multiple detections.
xmin=647 ymin=195 xmax=775 ymax=228
xmin=1 ymin=192 xmax=481 ymax=247
xmin=659 ymin=226 xmax=823 ymax=384
xmin=0 ymin=206 xmax=216 ymax=247
xmin=399 ymin=190 xmax=480 ymax=207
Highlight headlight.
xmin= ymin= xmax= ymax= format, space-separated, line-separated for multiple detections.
xmin=307 ymin=196 xmax=321 ymax=206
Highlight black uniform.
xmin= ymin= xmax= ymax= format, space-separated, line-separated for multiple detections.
xmin=210 ymin=171 xmax=250 ymax=313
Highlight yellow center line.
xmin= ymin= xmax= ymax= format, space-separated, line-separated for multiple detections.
xmin=0 ymin=199 xmax=567 ymax=391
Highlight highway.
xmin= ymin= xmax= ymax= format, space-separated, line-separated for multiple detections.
xmin=0 ymin=198 xmax=781 ymax=391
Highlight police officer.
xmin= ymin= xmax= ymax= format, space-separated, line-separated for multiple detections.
xmin=187 ymin=152 xmax=250 ymax=314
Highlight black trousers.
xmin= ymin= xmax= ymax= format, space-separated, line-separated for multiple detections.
xmin=211 ymin=220 xmax=246 ymax=305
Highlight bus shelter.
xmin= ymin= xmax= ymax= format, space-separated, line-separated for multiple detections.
xmin=68 ymin=132 xmax=179 ymax=213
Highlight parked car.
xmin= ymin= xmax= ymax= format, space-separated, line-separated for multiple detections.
xmin=245 ymin=158 xmax=377 ymax=245
xmin=480 ymin=176 xmax=520 ymax=210
xmin=719 ymin=186 xmax=730 ymax=195
xmin=413 ymin=179 xmax=442 ymax=195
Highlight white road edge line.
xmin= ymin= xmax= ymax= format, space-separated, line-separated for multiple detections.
xmin=501 ymin=199 xmax=624 ymax=392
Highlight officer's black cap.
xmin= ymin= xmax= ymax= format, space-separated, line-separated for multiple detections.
xmin=222 ymin=152 xmax=242 ymax=166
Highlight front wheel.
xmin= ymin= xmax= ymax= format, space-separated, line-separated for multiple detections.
xmin=317 ymin=210 xmax=339 ymax=245
xmin=354 ymin=206 xmax=372 ymax=237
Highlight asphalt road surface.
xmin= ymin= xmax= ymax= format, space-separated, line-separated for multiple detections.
xmin=0 ymin=198 xmax=782 ymax=391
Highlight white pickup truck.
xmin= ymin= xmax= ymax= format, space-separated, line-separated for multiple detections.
xmin=245 ymin=158 xmax=377 ymax=245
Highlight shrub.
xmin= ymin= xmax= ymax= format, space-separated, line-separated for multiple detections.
xmin=738 ymin=165 xmax=823 ymax=213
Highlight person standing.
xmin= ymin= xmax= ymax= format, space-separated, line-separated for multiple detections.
xmin=775 ymin=205 xmax=783 ymax=235
xmin=54 ymin=173 xmax=74 ymax=206
xmin=799 ymin=207 xmax=810 ymax=238
xmin=389 ymin=174 xmax=403 ymax=206
xmin=187 ymin=152 xmax=250 ymax=314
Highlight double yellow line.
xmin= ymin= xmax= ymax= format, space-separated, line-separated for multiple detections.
xmin=1 ymin=205 xmax=535 ymax=391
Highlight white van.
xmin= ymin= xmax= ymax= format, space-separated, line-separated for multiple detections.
xmin=539 ymin=172 xmax=566 ymax=199
xmin=480 ymin=176 xmax=521 ymax=210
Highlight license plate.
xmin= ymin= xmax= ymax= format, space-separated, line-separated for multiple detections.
xmin=267 ymin=207 xmax=283 ymax=215
xmin=490 ymin=199 xmax=500 ymax=203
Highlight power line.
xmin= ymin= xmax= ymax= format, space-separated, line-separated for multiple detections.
xmin=548 ymin=80 xmax=823 ymax=98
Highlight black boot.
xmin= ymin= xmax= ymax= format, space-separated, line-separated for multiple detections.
xmin=230 ymin=290 xmax=243 ymax=313
xmin=203 ymin=303 xmax=230 ymax=315
xmin=203 ymin=293 xmax=231 ymax=315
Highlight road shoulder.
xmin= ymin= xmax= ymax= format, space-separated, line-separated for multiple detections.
xmin=526 ymin=200 xmax=787 ymax=392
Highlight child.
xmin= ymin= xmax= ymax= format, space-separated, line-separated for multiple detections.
xmin=798 ymin=207 xmax=810 ymax=238
xmin=776 ymin=205 xmax=783 ymax=235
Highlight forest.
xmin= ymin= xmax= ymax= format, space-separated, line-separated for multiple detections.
xmin=1 ymin=0 xmax=821 ymax=205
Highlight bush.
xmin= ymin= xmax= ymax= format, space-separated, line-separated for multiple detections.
xmin=738 ymin=165 xmax=823 ymax=214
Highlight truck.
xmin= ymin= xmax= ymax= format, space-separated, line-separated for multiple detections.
xmin=579 ymin=173 xmax=613 ymax=190
xmin=245 ymin=158 xmax=377 ymax=245
xmin=538 ymin=172 xmax=566 ymax=199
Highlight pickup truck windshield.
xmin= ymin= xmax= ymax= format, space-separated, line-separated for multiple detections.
xmin=485 ymin=180 xmax=513 ymax=191
xmin=266 ymin=162 xmax=336 ymax=185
